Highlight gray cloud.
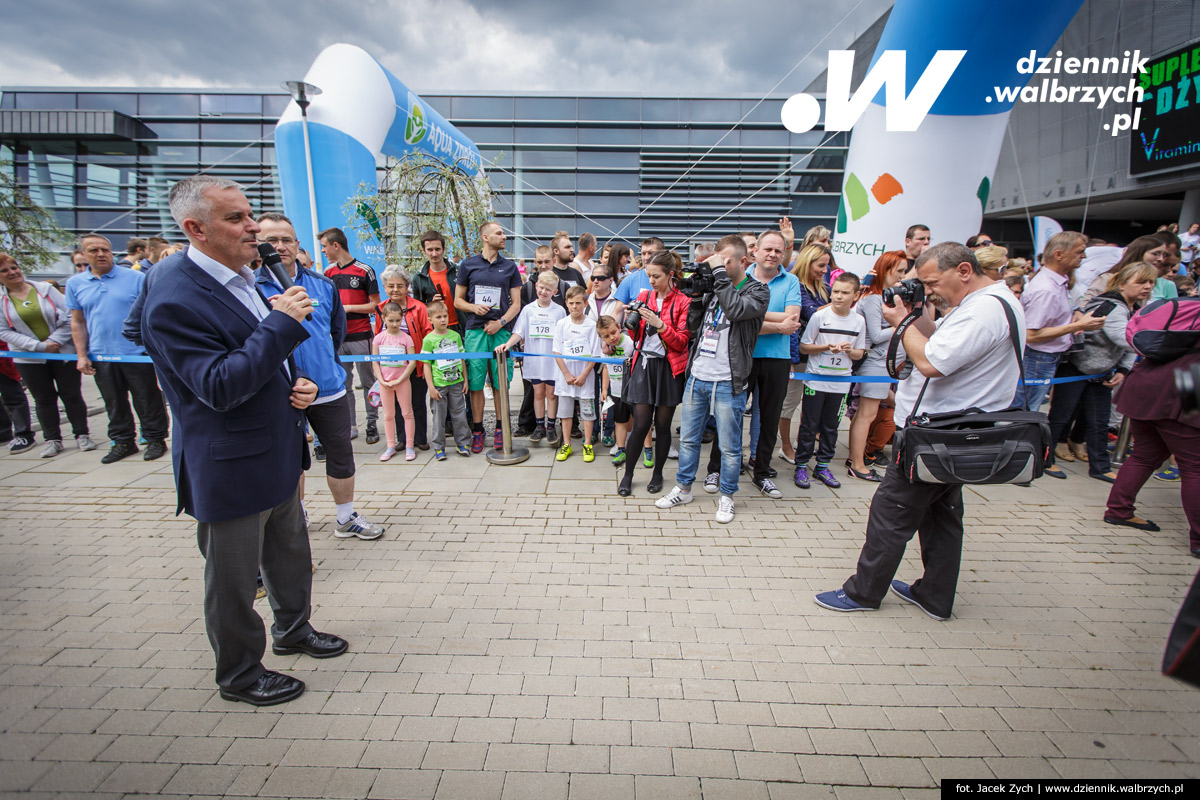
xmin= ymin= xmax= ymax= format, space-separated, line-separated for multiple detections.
xmin=0 ymin=0 xmax=894 ymax=96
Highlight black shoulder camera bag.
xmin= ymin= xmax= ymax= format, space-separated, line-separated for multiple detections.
xmin=892 ymin=296 xmax=1051 ymax=485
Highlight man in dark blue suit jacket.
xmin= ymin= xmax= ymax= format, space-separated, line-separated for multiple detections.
xmin=141 ymin=175 xmax=348 ymax=706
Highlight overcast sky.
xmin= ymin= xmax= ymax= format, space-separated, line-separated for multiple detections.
xmin=0 ymin=0 xmax=894 ymax=96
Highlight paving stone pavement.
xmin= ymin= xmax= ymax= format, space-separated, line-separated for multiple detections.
xmin=2 ymin=385 xmax=1199 ymax=799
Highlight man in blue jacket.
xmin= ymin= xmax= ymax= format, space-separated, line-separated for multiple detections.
xmin=141 ymin=175 xmax=348 ymax=707
xmin=255 ymin=212 xmax=384 ymax=541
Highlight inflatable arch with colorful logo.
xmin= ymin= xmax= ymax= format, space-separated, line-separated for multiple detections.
xmin=274 ymin=44 xmax=483 ymax=275
xmin=832 ymin=0 xmax=1085 ymax=274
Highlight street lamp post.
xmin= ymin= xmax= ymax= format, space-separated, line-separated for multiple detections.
xmin=283 ymin=80 xmax=323 ymax=271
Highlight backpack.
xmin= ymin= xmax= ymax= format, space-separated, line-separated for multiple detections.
xmin=1125 ymin=297 xmax=1200 ymax=363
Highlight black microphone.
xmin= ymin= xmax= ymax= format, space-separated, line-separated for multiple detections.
xmin=257 ymin=242 xmax=311 ymax=321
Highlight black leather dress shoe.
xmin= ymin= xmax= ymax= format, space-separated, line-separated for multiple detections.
xmin=219 ymin=670 xmax=305 ymax=706
xmin=272 ymin=630 xmax=349 ymax=659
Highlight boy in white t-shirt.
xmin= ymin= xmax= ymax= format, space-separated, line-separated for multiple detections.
xmin=552 ymin=285 xmax=603 ymax=462
xmin=596 ymin=314 xmax=635 ymax=466
xmin=498 ymin=271 xmax=567 ymax=444
xmin=795 ymin=272 xmax=867 ymax=489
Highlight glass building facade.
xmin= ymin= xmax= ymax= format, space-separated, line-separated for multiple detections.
xmin=1 ymin=87 xmax=843 ymax=267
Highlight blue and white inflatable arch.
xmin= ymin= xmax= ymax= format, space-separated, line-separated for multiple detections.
xmin=832 ymin=0 xmax=1085 ymax=273
xmin=274 ymin=43 xmax=483 ymax=274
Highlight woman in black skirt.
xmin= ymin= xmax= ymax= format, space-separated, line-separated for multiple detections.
xmin=619 ymin=250 xmax=692 ymax=496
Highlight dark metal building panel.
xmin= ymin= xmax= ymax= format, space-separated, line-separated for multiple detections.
xmin=0 ymin=109 xmax=152 ymax=140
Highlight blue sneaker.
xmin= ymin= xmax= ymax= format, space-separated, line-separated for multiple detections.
xmin=889 ymin=580 xmax=949 ymax=621
xmin=814 ymin=589 xmax=874 ymax=613
xmin=456 ymin=444 xmax=470 ymax=457
xmin=794 ymin=465 xmax=810 ymax=489
xmin=1153 ymin=466 xmax=1181 ymax=482
xmin=434 ymin=449 xmax=447 ymax=461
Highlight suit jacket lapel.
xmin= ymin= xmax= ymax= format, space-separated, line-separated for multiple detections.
xmin=180 ymin=258 xmax=261 ymax=333
xmin=255 ymin=283 xmax=299 ymax=386
xmin=182 ymin=258 xmax=299 ymax=387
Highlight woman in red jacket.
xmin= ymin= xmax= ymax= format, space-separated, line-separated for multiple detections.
xmin=619 ymin=250 xmax=692 ymax=496
xmin=376 ymin=266 xmax=433 ymax=450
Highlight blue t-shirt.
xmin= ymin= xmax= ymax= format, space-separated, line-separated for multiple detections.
xmin=614 ymin=269 xmax=651 ymax=305
xmin=456 ymin=252 xmax=523 ymax=330
xmin=749 ymin=264 xmax=802 ymax=360
xmin=64 ymin=266 xmax=147 ymax=356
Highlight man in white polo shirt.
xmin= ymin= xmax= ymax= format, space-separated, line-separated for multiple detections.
xmin=815 ymin=242 xmax=1028 ymax=622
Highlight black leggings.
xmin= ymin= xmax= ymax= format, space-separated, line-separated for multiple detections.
xmin=17 ymin=361 xmax=89 ymax=442
xmin=623 ymin=403 xmax=677 ymax=485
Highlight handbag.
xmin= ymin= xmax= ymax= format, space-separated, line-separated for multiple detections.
xmin=892 ymin=296 xmax=1051 ymax=485
xmin=1164 ymin=568 xmax=1200 ymax=689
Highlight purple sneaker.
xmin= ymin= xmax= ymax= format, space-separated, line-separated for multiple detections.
xmin=814 ymin=465 xmax=841 ymax=488
xmin=793 ymin=465 xmax=810 ymax=489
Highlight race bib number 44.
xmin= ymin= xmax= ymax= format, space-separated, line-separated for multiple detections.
xmin=474 ymin=285 xmax=501 ymax=310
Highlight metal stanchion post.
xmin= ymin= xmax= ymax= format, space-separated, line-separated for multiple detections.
xmin=1110 ymin=415 xmax=1133 ymax=466
xmin=486 ymin=350 xmax=530 ymax=465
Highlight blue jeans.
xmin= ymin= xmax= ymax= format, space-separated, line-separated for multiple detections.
xmin=1012 ymin=347 xmax=1060 ymax=411
xmin=676 ymin=377 xmax=746 ymax=496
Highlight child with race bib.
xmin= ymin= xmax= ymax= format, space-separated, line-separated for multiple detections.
xmin=372 ymin=302 xmax=418 ymax=462
xmin=794 ymin=272 xmax=867 ymax=489
xmin=421 ymin=301 xmax=472 ymax=460
xmin=497 ymin=271 xmax=566 ymax=444
xmin=596 ymin=314 xmax=635 ymax=466
xmin=553 ymin=286 xmax=603 ymax=462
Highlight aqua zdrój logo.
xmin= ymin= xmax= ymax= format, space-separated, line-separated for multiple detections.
xmin=405 ymin=92 xmax=427 ymax=145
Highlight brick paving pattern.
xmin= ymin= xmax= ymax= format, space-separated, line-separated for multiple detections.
xmin=2 ymin=383 xmax=1198 ymax=798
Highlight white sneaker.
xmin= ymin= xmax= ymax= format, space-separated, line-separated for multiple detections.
xmin=716 ymin=495 xmax=735 ymax=524
xmin=655 ymin=486 xmax=694 ymax=509
xmin=76 ymin=434 xmax=96 ymax=451
xmin=40 ymin=440 xmax=64 ymax=458
xmin=334 ymin=512 xmax=385 ymax=540
xmin=667 ymin=443 xmax=679 ymax=459
xmin=609 ymin=444 xmax=620 ymax=456
xmin=703 ymin=473 xmax=720 ymax=494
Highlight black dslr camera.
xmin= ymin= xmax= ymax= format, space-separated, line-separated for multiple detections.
xmin=677 ymin=263 xmax=715 ymax=298
xmin=1177 ymin=363 xmax=1200 ymax=413
xmin=882 ymin=277 xmax=926 ymax=310
xmin=624 ymin=300 xmax=647 ymax=331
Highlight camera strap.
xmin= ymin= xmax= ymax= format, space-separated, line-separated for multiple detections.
xmin=885 ymin=309 xmax=922 ymax=380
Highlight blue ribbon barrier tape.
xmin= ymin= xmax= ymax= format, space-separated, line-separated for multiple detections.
xmin=0 ymin=350 xmax=1111 ymax=386
xmin=511 ymin=351 xmax=625 ymax=365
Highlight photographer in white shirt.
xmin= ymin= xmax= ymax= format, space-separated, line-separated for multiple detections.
xmin=815 ymin=242 xmax=1025 ymax=621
